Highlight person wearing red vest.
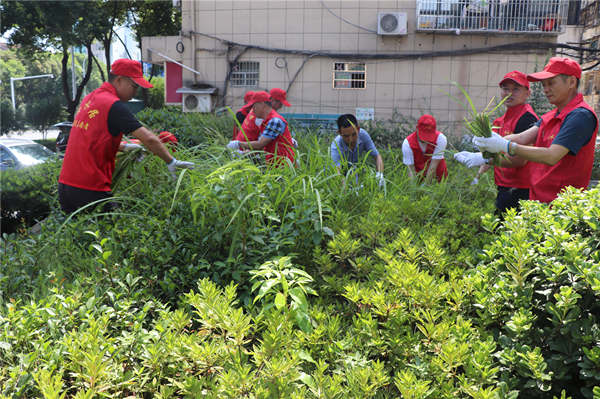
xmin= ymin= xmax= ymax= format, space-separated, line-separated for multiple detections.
xmin=58 ymin=59 xmax=193 ymax=213
xmin=455 ymin=70 xmax=538 ymax=214
xmin=232 ymin=91 xmax=255 ymax=140
xmin=472 ymin=57 xmax=598 ymax=204
xmin=226 ymin=91 xmax=296 ymax=166
xmin=403 ymin=115 xmax=448 ymax=182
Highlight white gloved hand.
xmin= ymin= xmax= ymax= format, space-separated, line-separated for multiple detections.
xmin=471 ymin=177 xmax=479 ymax=185
xmin=167 ymin=158 xmax=195 ymax=178
xmin=292 ymin=138 xmax=298 ymax=148
xmin=122 ymin=143 xmax=143 ymax=152
xmin=454 ymin=151 xmax=488 ymax=168
xmin=472 ymin=132 xmax=509 ymax=154
xmin=376 ymin=171 xmax=385 ymax=188
xmin=227 ymin=140 xmax=240 ymax=150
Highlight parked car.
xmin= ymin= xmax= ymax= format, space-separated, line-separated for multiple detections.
xmin=0 ymin=138 xmax=56 ymax=171
xmin=53 ymin=121 xmax=72 ymax=154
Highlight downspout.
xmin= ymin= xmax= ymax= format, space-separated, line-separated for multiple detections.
xmin=192 ymin=0 xmax=197 ymax=85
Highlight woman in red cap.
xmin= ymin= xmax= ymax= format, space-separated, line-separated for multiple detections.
xmin=468 ymin=57 xmax=598 ymax=204
xmin=455 ymin=70 xmax=538 ymax=215
xmin=232 ymin=91 xmax=255 ymax=140
xmin=402 ymin=114 xmax=448 ymax=182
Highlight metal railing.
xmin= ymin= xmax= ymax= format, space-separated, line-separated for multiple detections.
xmin=416 ymin=0 xmax=568 ymax=34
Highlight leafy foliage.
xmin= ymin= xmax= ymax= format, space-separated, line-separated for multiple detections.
xmin=1 ymin=109 xmax=598 ymax=398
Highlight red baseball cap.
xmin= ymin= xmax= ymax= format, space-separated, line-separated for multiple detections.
xmin=159 ymin=131 xmax=178 ymax=146
xmin=250 ymin=91 xmax=271 ymax=105
xmin=499 ymin=70 xmax=529 ymax=89
xmin=416 ymin=114 xmax=438 ymax=143
xmin=269 ymin=88 xmax=291 ymax=106
xmin=244 ymin=91 xmax=255 ymax=103
xmin=527 ymin=57 xmax=582 ymax=82
xmin=110 ymin=59 xmax=153 ymax=88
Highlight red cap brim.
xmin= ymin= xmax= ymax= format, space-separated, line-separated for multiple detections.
xmin=499 ymin=78 xmax=529 ymax=89
xmin=527 ymin=71 xmax=559 ymax=82
xmin=132 ymin=76 xmax=153 ymax=88
xmin=282 ymin=99 xmax=291 ymax=106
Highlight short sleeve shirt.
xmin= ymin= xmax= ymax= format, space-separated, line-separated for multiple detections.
xmin=535 ymin=108 xmax=597 ymax=155
xmin=330 ymin=128 xmax=379 ymax=166
xmin=260 ymin=117 xmax=286 ymax=139
xmin=401 ymin=133 xmax=447 ymax=165
xmin=107 ymin=101 xmax=142 ymax=137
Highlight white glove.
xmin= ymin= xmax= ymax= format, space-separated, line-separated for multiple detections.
xmin=472 ymin=132 xmax=509 ymax=154
xmin=376 ymin=171 xmax=385 ymax=188
xmin=292 ymin=138 xmax=298 ymax=148
xmin=227 ymin=140 xmax=240 ymax=150
xmin=254 ymin=118 xmax=264 ymax=127
xmin=122 ymin=143 xmax=143 ymax=152
xmin=454 ymin=151 xmax=488 ymax=168
xmin=167 ymin=158 xmax=195 ymax=178
xmin=471 ymin=177 xmax=479 ymax=185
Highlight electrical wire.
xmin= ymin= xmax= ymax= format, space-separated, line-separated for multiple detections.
xmin=189 ymin=30 xmax=600 ymax=61
xmin=319 ymin=0 xmax=378 ymax=34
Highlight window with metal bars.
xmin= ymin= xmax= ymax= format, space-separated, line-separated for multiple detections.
xmin=333 ymin=62 xmax=366 ymax=89
xmin=230 ymin=61 xmax=259 ymax=87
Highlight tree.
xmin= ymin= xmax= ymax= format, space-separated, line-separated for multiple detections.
xmin=1 ymin=1 xmax=125 ymax=120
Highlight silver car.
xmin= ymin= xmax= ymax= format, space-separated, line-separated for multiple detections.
xmin=0 ymin=138 xmax=56 ymax=170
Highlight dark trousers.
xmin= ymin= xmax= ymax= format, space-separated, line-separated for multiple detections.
xmin=58 ymin=183 xmax=114 ymax=214
xmin=495 ymin=186 xmax=529 ymax=217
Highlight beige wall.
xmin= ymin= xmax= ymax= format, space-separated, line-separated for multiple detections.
xmin=143 ymin=0 xmax=560 ymax=131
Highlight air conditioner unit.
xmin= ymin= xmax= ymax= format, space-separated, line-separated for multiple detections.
xmin=377 ymin=12 xmax=407 ymax=35
xmin=182 ymin=93 xmax=210 ymax=113
xmin=177 ymin=86 xmax=218 ymax=113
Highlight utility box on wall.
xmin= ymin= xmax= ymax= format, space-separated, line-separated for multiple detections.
xmin=176 ymin=87 xmax=218 ymax=113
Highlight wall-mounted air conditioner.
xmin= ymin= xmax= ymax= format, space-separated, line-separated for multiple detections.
xmin=377 ymin=12 xmax=407 ymax=35
xmin=176 ymin=87 xmax=218 ymax=113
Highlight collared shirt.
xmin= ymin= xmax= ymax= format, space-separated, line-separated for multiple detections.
xmin=330 ymin=128 xmax=379 ymax=166
xmin=260 ymin=117 xmax=287 ymax=139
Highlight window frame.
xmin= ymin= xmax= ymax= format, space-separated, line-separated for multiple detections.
xmin=230 ymin=61 xmax=260 ymax=87
xmin=332 ymin=62 xmax=367 ymax=90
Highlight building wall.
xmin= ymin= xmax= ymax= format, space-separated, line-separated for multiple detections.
xmin=143 ymin=0 xmax=560 ymax=130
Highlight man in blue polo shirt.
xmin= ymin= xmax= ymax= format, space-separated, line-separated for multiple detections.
xmin=330 ymin=114 xmax=384 ymax=187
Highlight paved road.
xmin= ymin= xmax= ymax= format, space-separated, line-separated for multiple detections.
xmin=6 ymin=129 xmax=59 ymax=140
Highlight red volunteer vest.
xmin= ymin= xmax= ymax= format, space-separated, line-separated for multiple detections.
xmin=233 ymin=103 xmax=253 ymax=139
xmin=235 ymin=109 xmax=262 ymax=142
xmin=406 ymin=131 xmax=448 ymax=182
xmin=492 ymin=103 xmax=538 ymax=189
xmin=529 ymin=93 xmax=598 ymax=203
xmin=260 ymin=109 xmax=296 ymax=166
xmin=59 ymin=82 xmax=123 ymax=192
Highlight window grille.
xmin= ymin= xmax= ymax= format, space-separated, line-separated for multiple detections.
xmin=416 ymin=0 xmax=568 ymax=34
xmin=333 ymin=62 xmax=366 ymax=89
xmin=231 ymin=61 xmax=259 ymax=87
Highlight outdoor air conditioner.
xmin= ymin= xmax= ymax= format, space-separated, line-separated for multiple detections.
xmin=177 ymin=86 xmax=217 ymax=113
xmin=377 ymin=12 xmax=407 ymax=35
xmin=182 ymin=93 xmax=210 ymax=113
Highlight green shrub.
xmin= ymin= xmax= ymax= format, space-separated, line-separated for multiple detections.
xmin=145 ymin=76 xmax=165 ymax=109
xmin=471 ymin=187 xmax=600 ymax=398
xmin=0 ymin=159 xmax=61 ymax=234
xmin=3 ymin=110 xmax=598 ymax=398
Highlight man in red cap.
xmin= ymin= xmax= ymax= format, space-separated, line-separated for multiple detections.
xmin=455 ymin=70 xmax=538 ymax=214
xmin=58 ymin=58 xmax=194 ymax=213
xmin=471 ymin=57 xmax=598 ymax=203
xmin=232 ymin=90 xmax=255 ymax=140
xmin=227 ymin=91 xmax=296 ymax=166
xmin=403 ymin=114 xmax=448 ymax=182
